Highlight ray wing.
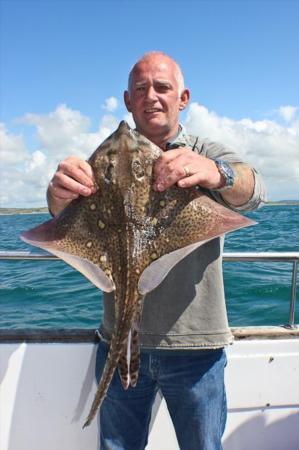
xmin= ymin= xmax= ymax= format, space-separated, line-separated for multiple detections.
xmin=138 ymin=187 xmax=255 ymax=294
xmin=21 ymin=195 xmax=118 ymax=292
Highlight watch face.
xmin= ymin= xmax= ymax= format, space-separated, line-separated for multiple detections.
xmin=223 ymin=162 xmax=234 ymax=184
xmin=214 ymin=159 xmax=235 ymax=190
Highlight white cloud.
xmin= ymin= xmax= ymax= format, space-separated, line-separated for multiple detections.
xmin=20 ymin=104 xmax=119 ymax=161
xmin=102 ymin=96 xmax=118 ymax=113
xmin=97 ymin=114 xmax=120 ymax=142
xmin=0 ymin=124 xmax=45 ymax=206
xmin=0 ymin=104 xmax=120 ymax=207
xmin=1 ymin=102 xmax=298 ymax=207
xmin=25 ymin=150 xmax=46 ymax=172
xmin=21 ymin=103 xmax=92 ymax=160
xmin=0 ymin=123 xmax=28 ymax=165
xmin=184 ymin=103 xmax=299 ymax=200
xmin=278 ymin=105 xmax=298 ymax=122
xmin=0 ymin=165 xmax=48 ymax=207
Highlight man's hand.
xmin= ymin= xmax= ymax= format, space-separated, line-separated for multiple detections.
xmin=153 ymin=147 xmax=255 ymax=207
xmin=47 ymin=156 xmax=97 ymax=216
xmin=153 ymin=148 xmax=223 ymax=191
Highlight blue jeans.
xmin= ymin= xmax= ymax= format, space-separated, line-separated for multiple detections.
xmin=96 ymin=341 xmax=227 ymax=450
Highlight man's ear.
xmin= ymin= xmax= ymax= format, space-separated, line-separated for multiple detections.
xmin=179 ymin=88 xmax=190 ymax=111
xmin=124 ymin=91 xmax=132 ymax=112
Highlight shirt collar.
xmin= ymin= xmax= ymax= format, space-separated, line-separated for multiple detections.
xmin=166 ymin=124 xmax=190 ymax=149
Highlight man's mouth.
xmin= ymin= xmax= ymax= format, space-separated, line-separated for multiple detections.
xmin=144 ymin=108 xmax=162 ymax=113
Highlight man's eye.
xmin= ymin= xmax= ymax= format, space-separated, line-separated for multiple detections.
xmin=157 ymin=85 xmax=169 ymax=92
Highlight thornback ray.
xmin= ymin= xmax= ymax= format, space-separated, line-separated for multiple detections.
xmin=20 ymin=120 xmax=256 ymax=428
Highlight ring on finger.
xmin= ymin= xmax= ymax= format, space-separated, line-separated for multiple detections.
xmin=183 ymin=165 xmax=191 ymax=177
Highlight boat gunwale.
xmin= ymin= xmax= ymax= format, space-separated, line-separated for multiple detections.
xmin=0 ymin=326 xmax=298 ymax=343
xmin=1 ymin=250 xmax=299 ymax=261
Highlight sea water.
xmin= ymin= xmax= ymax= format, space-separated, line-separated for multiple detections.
xmin=0 ymin=205 xmax=298 ymax=329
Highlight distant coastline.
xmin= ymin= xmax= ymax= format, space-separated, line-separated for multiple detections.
xmin=264 ymin=200 xmax=299 ymax=206
xmin=0 ymin=207 xmax=49 ymax=215
xmin=1 ymin=200 xmax=299 ymax=215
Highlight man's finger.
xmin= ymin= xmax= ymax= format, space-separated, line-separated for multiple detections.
xmin=177 ymin=173 xmax=201 ymax=188
xmin=77 ymin=159 xmax=97 ymax=184
xmin=154 ymin=165 xmax=188 ymax=191
xmin=58 ymin=160 xmax=95 ymax=188
xmin=53 ymin=173 xmax=95 ymax=197
xmin=49 ymin=183 xmax=80 ymax=200
xmin=154 ymin=152 xmax=194 ymax=188
xmin=154 ymin=148 xmax=189 ymax=175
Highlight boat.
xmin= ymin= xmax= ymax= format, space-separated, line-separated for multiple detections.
xmin=0 ymin=251 xmax=298 ymax=450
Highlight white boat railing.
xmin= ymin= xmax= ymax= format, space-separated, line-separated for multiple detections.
xmin=0 ymin=250 xmax=298 ymax=329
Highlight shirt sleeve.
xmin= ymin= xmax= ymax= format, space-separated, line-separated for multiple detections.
xmin=197 ymin=140 xmax=267 ymax=212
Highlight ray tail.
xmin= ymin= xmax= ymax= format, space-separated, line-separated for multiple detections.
xmin=83 ymin=300 xmax=139 ymax=428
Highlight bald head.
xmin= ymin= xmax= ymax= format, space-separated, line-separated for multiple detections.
xmin=128 ymin=51 xmax=185 ymax=95
xmin=124 ymin=51 xmax=190 ymax=147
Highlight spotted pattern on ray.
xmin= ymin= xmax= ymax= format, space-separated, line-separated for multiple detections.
xmin=21 ymin=120 xmax=255 ymax=429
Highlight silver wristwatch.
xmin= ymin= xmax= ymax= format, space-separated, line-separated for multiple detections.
xmin=213 ymin=159 xmax=235 ymax=191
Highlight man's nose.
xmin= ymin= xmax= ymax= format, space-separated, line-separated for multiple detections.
xmin=145 ymin=86 xmax=157 ymax=102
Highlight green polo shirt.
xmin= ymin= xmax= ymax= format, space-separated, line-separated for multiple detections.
xmin=99 ymin=129 xmax=266 ymax=349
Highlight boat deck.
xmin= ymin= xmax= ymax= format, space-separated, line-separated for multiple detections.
xmin=1 ymin=251 xmax=298 ymax=449
xmin=1 ymin=328 xmax=299 ymax=450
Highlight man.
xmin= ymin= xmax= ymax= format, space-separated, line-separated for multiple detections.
xmin=47 ymin=52 xmax=265 ymax=450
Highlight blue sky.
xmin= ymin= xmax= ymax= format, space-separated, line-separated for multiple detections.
xmin=1 ymin=0 xmax=299 ymax=205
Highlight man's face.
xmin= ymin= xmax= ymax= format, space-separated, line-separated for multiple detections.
xmin=124 ymin=56 xmax=189 ymax=144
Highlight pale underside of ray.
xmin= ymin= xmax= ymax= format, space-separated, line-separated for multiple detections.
xmin=138 ymin=239 xmax=210 ymax=294
xmin=21 ymin=186 xmax=256 ymax=295
xmin=21 ymin=232 xmax=210 ymax=294
xmin=21 ymin=219 xmax=250 ymax=296
xmin=20 ymin=237 xmax=115 ymax=292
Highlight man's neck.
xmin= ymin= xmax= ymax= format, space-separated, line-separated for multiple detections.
xmin=137 ymin=125 xmax=181 ymax=151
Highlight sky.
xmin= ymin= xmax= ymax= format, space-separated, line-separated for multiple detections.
xmin=0 ymin=0 xmax=299 ymax=207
